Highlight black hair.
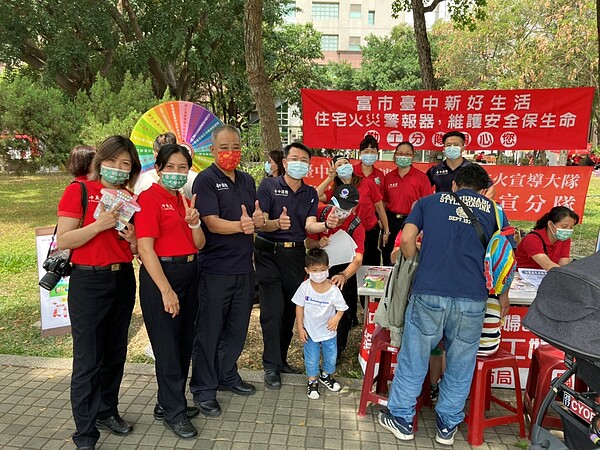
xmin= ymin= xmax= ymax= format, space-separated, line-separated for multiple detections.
xmin=331 ymin=154 xmax=361 ymax=188
xmin=155 ymin=144 xmax=193 ymax=171
xmin=534 ymin=206 xmax=580 ymax=230
xmin=442 ymin=130 xmax=466 ymax=144
xmin=153 ymin=132 xmax=177 ymax=154
xmin=268 ymin=149 xmax=285 ymax=176
xmin=395 ymin=141 xmax=415 ymax=153
xmin=90 ymin=135 xmax=142 ymax=188
xmin=283 ymin=142 xmax=312 ymax=159
xmin=454 ymin=164 xmax=491 ymax=191
xmin=67 ymin=145 xmax=96 ymax=178
xmin=359 ymin=135 xmax=379 ymax=151
xmin=305 ymin=248 xmax=329 ymax=267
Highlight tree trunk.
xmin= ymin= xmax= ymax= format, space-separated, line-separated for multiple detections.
xmin=411 ymin=0 xmax=437 ymax=90
xmin=244 ymin=0 xmax=282 ymax=153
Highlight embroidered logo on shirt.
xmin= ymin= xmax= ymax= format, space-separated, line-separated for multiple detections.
xmin=161 ymin=203 xmax=176 ymax=211
xmin=216 ymin=182 xmax=229 ymax=191
xmin=88 ymin=194 xmax=101 ymax=203
xmin=375 ymin=177 xmax=381 ymax=185
xmin=274 ymin=189 xmax=289 ymax=196
xmin=388 ymin=182 xmax=398 ymax=189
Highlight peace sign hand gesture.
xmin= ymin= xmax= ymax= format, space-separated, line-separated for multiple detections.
xmin=184 ymin=194 xmax=200 ymax=227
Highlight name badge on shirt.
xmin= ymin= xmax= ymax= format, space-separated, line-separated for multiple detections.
xmin=274 ymin=189 xmax=289 ymax=197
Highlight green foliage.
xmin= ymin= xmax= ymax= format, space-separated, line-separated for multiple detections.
xmin=392 ymin=0 xmax=488 ymax=31
xmin=0 ymin=76 xmax=82 ymax=168
xmin=323 ymin=62 xmax=357 ymax=91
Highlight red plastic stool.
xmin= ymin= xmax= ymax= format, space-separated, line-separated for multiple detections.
xmin=357 ymin=326 xmax=430 ymax=431
xmin=465 ymin=348 xmax=526 ymax=446
xmin=524 ymin=345 xmax=566 ymax=437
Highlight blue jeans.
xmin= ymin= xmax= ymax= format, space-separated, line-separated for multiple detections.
xmin=304 ymin=335 xmax=337 ymax=378
xmin=387 ymin=294 xmax=485 ymax=428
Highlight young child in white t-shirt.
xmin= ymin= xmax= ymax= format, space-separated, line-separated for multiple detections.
xmin=292 ymin=248 xmax=348 ymax=399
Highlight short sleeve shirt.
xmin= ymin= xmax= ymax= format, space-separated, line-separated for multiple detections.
xmin=192 ymin=164 xmax=257 ymax=274
xmin=406 ymin=189 xmax=504 ymax=301
xmin=353 ymin=163 xmax=385 ymax=195
xmin=324 ymin=178 xmax=382 ymax=231
xmin=57 ymin=180 xmax=134 ymax=265
xmin=426 ymin=159 xmax=493 ymax=193
xmin=307 ymin=205 xmax=366 ymax=255
xmin=383 ymin=166 xmax=433 ymax=215
xmin=135 ymin=183 xmax=197 ymax=257
xmin=292 ymin=279 xmax=348 ymax=342
xmin=515 ymin=228 xmax=571 ymax=269
xmin=257 ymin=176 xmax=318 ymax=242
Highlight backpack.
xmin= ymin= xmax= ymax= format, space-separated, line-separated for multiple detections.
xmin=319 ymin=204 xmax=361 ymax=236
xmin=451 ymin=194 xmax=517 ymax=295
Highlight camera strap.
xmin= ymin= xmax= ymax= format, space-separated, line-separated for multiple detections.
xmin=45 ymin=181 xmax=89 ymax=261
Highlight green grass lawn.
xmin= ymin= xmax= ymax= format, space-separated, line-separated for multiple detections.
xmin=0 ymin=173 xmax=598 ymax=377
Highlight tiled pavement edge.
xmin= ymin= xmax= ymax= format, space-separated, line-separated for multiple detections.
xmin=0 ymin=354 xmax=529 ymax=449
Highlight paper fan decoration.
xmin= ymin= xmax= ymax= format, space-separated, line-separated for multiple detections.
xmin=130 ymin=101 xmax=223 ymax=173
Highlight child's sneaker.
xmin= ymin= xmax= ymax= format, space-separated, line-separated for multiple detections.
xmin=430 ymin=383 xmax=439 ymax=403
xmin=307 ymin=381 xmax=320 ymax=400
xmin=435 ymin=414 xmax=458 ymax=446
xmin=378 ymin=409 xmax=414 ymax=440
xmin=318 ymin=373 xmax=341 ymax=392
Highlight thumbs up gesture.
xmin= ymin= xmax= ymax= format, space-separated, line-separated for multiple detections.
xmin=252 ymin=200 xmax=266 ymax=228
xmin=278 ymin=206 xmax=291 ymax=230
xmin=240 ymin=204 xmax=255 ymax=234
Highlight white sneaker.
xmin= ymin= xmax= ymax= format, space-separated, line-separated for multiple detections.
xmin=144 ymin=343 xmax=155 ymax=360
xmin=318 ymin=373 xmax=341 ymax=392
xmin=307 ymin=381 xmax=320 ymax=399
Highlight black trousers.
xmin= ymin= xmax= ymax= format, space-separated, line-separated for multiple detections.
xmin=139 ymin=261 xmax=198 ymax=423
xmin=381 ymin=213 xmax=406 ymax=266
xmin=190 ymin=271 xmax=254 ymax=401
xmin=329 ymin=264 xmax=357 ymax=355
xmin=68 ymin=265 xmax=135 ymax=448
xmin=362 ymin=225 xmax=382 ymax=267
xmin=255 ymin=246 xmax=305 ymax=372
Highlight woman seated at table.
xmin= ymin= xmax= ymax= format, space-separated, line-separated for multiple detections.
xmin=515 ymin=206 xmax=579 ymax=271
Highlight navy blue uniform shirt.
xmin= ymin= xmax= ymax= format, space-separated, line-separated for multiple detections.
xmin=193 ymin=163 xmax=256 ymax=274
xmin=426 ymin=159 xmax=493 ymax=193
xmin=257 ymin=176 xmax=318 ymax=242
xmin=406 ymin=189 xmax=509 ymax=302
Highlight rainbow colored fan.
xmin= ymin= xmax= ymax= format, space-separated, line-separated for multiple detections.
xmin=130 ymin=101 xmax=223 ymax=173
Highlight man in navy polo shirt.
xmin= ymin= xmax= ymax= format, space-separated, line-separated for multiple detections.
xmin=190 ymin=124 xmax=264 ymax=417
xmin=378 ymin=164 xmax=511 ymax=446
xmin=426 ymin=130 xmax=495 ymax=197
xmin=255 ymin=142 xmax=339 ymax=390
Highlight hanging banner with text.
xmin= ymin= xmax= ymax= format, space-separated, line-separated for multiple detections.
xmin=301 ymin=87 xmax=594 ymax=151
xmin=304 ymin=157 xmax=592 ymax=222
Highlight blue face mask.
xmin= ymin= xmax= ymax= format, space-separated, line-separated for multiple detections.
xmin=360 ymin=154 xmax=377 ymax=166
xmin=336 ymin=163 xmax=354 ymax=180
xmin=264 ymin=161 xmax=273 ymax=176
xmin=444 ymin=145 xmax=462 ymax=161
xmin=286 ymin=161 xmax=309 ymax=179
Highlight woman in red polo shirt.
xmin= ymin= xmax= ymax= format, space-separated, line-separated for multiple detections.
xmin=135 ymin=144 xmax=205 ymax=439
xmin=56 ymin=135 xmax=141 ymax=449
xmin=516 ymin=206 xmax=579 ymax=271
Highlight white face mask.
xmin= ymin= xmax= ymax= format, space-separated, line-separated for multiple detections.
xmin=309 ymin=270 xmax=329 ymax=283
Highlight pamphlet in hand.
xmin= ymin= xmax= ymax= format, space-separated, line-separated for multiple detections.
xmin=93 ymin=189 xmax=141 ymax=231
xmin=517 ymin=268 xmax=547 ymax=289
xmin=324 ymin=229 xmax=357 ymax=266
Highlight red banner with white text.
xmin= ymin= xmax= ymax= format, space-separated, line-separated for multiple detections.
xmin=305 ymin=157 xmax=592 ymax=222
xmin=302 ymin=87 xmax=594 ymax=151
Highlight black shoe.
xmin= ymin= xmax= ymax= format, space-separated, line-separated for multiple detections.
xmin=194 ymin=399 xmax=222 ymax=417
xmin=76 ymin=447 xmax=95 ymax=450
xmin=281 ymin=363 xmax=302 ymax=374
xmin=163 ymin=418 xmax=198 ymax=439
xmin=96 ymin=415 xmax=133 ymax=436
xmin=219 ymin=380 xmax=256 ymax=396
xmin=153 ymin=403 xmax=200 ymax=420
xmin=264 ymin=370 xmax=282 ymax=390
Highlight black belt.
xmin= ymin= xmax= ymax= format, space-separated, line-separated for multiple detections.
xmin=255 ymin=235 xmax=305 ymax=253
xmin=386 ymin=211 xmax=408 ymax=220
xmin=158 ymin=254 xmax=197 ymax=263
xmin=72 ymin=262 xmax=133 ymax=272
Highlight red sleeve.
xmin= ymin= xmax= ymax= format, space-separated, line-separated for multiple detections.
xmin=57 ymin=182 xmax=84 ymax=219
xmin=559 ymin=240 xmax=571 ymax=259
xmin=520 ymin=233 xmax=545 ymax=258
xmin=324 ymin=187 xmax=333 ymax=203
xmin=367 ymin=178 xmax=382 ymax=203
xmin=394 ymin=230 xmax=403 ymax=248
xmin=135 ymin=189 xmax=160 ymax=239
xmin=420 ymin=172 xmax=434 ymax=197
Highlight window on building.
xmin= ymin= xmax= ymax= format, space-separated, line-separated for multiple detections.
xmin=312 ymin=2 xmax=339 ymax=20
xmin=321 ymin=34 xmax=339 ymax=51
xmin=368 ymin=10 xmax=375 ymax=25
xmin=349 ymin=4 xmax=361 ymax=19
xmin=349 ymin=36 xmax=361 ymax=51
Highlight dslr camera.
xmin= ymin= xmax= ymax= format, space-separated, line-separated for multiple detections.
xmin=39 ymin=256 xmax=72 ymax=291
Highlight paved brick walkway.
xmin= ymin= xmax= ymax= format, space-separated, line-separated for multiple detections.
xmin=0 ymin=355 xmax=529 ymax=449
